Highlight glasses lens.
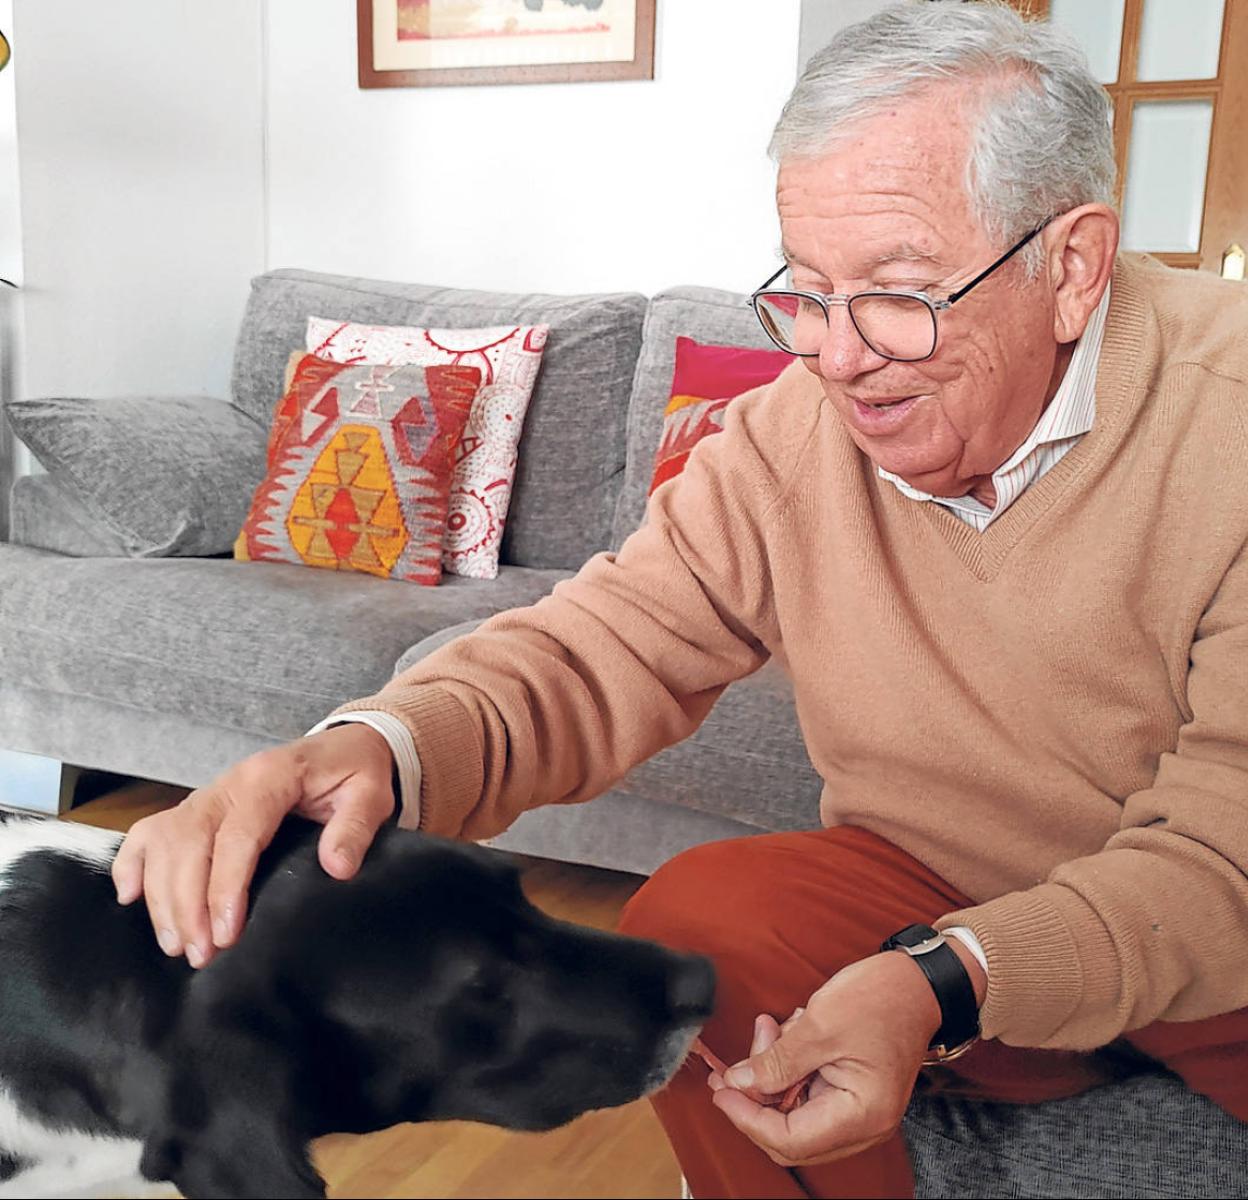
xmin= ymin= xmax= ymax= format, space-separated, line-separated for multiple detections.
xmin=848 ymin=293 xmax=936 ymax=361
xmin=754 ymin=292 xmax=827 ymax=355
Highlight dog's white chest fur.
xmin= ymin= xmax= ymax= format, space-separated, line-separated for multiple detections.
xmin=0 ymin=1087 xmax=167 ymax=1198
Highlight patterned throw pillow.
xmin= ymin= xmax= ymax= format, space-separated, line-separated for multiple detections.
xmin=234 ymin=354 xmax=480 ymax=586
xmin=306 ymin=317 xmax=549 ymax=580
xmin=649 ymin=337 xmax=791 ymax=496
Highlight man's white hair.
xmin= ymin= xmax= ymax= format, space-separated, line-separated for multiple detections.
xmin=772 ymin=0 xmax=1115 ymax=275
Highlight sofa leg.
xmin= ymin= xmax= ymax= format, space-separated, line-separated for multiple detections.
xmin=0 ymin=750 xmax=92 ymax=816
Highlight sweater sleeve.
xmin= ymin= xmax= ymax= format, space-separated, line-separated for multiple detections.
xmin=327 ymin=379 xmax=813 ymax=841
xmin=937 ymin=538 xmax=1248 ymax=1050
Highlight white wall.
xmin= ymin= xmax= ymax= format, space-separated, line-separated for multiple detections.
xmin=11 ymin=0 xmax=266 ymax=467
xmin=266 ymin=0 xmax=803 ymax=296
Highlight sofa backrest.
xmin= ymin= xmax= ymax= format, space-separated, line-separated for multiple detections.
xmin=610 ymin=285 xmax=781 ymax=550
xmin=231 ymin=269 xmax=648 ymax=571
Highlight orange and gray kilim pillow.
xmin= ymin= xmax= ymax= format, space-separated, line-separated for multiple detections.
xmin=234 ymin=353 xmax=481 ymax=586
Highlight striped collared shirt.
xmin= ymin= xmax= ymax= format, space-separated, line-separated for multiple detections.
xmin=878 ymin=285 xmax=1111 ymax=531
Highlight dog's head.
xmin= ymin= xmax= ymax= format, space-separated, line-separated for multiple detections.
xmin=142 ymin=823 xmax=714 ymax=1198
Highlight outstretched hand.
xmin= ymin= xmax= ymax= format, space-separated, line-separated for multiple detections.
xmin=112 ymin=723 xmax=397 ymax=969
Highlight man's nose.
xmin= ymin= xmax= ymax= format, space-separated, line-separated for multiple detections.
xmin=814 ymin=305 xmax=886 ymax=381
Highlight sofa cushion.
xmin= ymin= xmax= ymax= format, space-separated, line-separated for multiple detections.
xmin=231 ymin=270 xmax=648 ymax=571
xmin=3 ymin=394 xmax=267 ymax=558
xmin=610 ymin=286 xmax=783 ymax=550
xmin=0 ymin=543 xmax=572 ymax=744
xmin=400 ymin=619 xmax=822 ymax=833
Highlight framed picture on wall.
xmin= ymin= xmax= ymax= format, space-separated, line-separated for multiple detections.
xmin=358 ymin=0 xmax=657 ymax=88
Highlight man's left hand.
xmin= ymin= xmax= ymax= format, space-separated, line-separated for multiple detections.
xmin=708 ymin=946 xmax=983 ymax=1167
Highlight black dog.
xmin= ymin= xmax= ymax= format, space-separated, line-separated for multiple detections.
xmin=0 ymin=812 xmax=714 ymax=1198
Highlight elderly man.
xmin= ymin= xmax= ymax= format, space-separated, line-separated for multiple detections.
xmin=113 ymin=3 xmax=1248 ymax=1197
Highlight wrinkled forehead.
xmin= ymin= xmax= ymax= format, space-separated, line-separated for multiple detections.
xmin=775 ymin=86 xmax=987 ymax=273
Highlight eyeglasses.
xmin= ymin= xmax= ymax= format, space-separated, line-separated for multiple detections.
xmin=749 ymin=221 xmax=1051 ymax=363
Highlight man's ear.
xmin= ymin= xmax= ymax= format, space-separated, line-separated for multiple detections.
xmin=1046 ymin=202 xmax=1119 ymax=344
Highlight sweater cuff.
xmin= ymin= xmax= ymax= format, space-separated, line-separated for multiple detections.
xmin=936 ymin=883 xmax=1123 ymax=1049
xmin=328 ymin=685 xmax=484 ymax=837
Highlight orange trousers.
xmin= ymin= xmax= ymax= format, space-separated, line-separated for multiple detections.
xmin=617 ymin=827 xmax=1248 ymax=1200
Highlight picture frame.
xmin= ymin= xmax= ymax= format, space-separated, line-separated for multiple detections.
xmin=357 ymin=0 xmax=657 ymax=89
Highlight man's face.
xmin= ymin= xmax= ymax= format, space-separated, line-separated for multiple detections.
xmin=776 ymin=86 xmax=1063 ymax=499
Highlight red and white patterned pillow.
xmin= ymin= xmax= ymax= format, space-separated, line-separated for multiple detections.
xmin=306 ymin=316 xmax=549 ymax=580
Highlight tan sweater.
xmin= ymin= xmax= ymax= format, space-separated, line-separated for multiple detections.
xmin=332 ymin=255 xmax=1248 ymax=1051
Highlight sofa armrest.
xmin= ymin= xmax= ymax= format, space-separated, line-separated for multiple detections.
xmin=3 ymin=394 xmax=267 ymax=557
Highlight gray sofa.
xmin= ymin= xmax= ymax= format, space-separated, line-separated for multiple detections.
xmin=1 ymin=268 xmax=1243 ymax=1198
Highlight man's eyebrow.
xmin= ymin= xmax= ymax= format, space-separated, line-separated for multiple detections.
xmin=862 ymin=243 xmax=943 ymax=269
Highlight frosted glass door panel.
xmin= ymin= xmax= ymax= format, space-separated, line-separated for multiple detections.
xmin=1137 ymin=0 xmax=1224 ymax=81
xmin=1121 ymin=100 xmax=1214 ymax=251
xmin=1049 ymin=0 xmax=1125 ymax=84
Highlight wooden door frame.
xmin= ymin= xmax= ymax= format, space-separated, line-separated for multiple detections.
xmin=1006 ymin=0 xmax=1246 ymax=271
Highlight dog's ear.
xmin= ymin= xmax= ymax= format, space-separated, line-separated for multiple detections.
xmin=142 ymin=995 xmax=327 ymax=1200
xmin=140 ymin=1113 xmax=324 ymax=1200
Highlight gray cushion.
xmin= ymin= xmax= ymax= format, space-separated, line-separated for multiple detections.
xmin=10 ymin=474 xmax=132 ymax=558
xmin=0 ymin=543 xmax=570 ymax=743
xmin=610 ymin=286 xmax=781 ymax=550
xmin=904 ymin=1071 xmax=1248 ymax=1199
xmin=3 ymin=394 xmax=267 ymax=557
xmin=400 ymin=619 xmax=822 ymax=833
xmin=230 ymin=270 xmax=648 ymax=571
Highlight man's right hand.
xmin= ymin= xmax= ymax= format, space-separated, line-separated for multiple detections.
xmin=111 ymin=722 xmax=397 ymax=969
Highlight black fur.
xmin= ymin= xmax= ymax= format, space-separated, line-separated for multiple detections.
xmin=0 ymin=816 xmax=714 ymax=1199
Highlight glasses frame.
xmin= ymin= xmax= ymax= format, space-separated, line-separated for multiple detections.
xmin=749 ymin=220 xmax=1051 ymax=363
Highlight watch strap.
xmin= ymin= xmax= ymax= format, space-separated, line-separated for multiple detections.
xmin=881 ymin=924 xmax=980 ymax=1060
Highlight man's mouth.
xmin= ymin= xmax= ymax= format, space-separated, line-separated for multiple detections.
xmin=845 ymin=394 xmax=922 ymax=432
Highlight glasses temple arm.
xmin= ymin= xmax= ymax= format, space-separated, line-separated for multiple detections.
xmin=945 ymin=221 xmax=1051 ymax=306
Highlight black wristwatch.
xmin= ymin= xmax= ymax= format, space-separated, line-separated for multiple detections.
xmin=880 ymin=924 xmax=981 ymax=1064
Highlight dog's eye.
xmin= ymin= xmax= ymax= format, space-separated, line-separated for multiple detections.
xmin=465 ymin=973 xmax=505 ymax=1005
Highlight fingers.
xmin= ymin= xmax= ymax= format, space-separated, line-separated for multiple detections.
xmin=711 ymin=1083 xmax=884 ymax=1168
xmin=111 ymin=829 xmax=146 ymax=906
xmin=723 ymin=1007 xmax=826 ymax=1097
xmin=205 ymin=795 xmax=291 ymax=950
xmin=117 ymin=798 xmax=223 ymax=967
xmin=316 ymin=789 xmax=392 ymax=880
xmin=113 ymin=726 xmax=398 ymax=968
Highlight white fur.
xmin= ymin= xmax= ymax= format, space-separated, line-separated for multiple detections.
xmin=0 ymin=816 xmax=120 ymax=882
xmin=0 ymin=1084 xmax=173 ymax=1199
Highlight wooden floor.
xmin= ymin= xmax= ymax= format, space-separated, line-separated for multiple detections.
xmin=65 ymin=779 xmax=682 ymax=1200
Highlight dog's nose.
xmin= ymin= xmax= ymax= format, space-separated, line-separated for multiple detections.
xmin=668 ymin=953 xmax=716 ymax=1020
